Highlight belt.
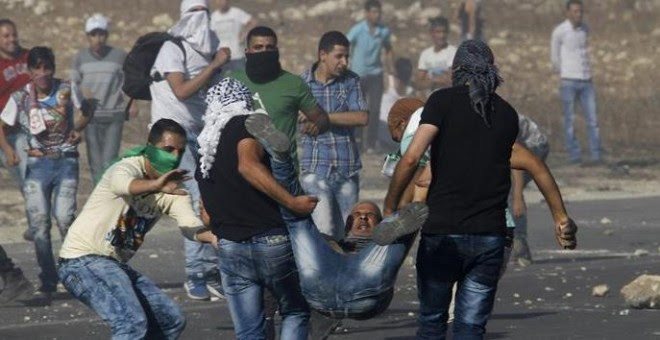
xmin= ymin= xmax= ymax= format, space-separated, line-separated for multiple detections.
xmin=28 ymin=149 xmax=79 ymax=159
xmin=58 ymin=254 xmax=117 ymax=266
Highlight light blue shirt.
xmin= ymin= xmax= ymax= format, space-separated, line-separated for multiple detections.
xmin=346 ymin=20 xmax=391 ymax=77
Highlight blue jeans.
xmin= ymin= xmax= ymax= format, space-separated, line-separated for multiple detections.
xmin=180 ymin=135 xmax=218 ymax=278
xmin=273 ymin=158 xmax=410 ymax=319
xmin=58 ymin=255 xmax=186 ymax=339
xmin=24 ymin=156 xmax=78 ymax=291
xmin=217 ymin=235 xmax=310 ymax=340
xmin=560 ymin=79 xmax=602 ymax=161
xmin=300 ymin=171 xmax=359 ymax=241
xmin=85 ymin=116 xmax=124 ymax=183
xmin=416 ymin=234 xmax=505 ymax=340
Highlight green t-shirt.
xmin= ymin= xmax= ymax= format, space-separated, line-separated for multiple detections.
xmin=229 ymin=70 xmax=318 ymax=168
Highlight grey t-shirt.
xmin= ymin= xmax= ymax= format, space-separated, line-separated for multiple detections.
xmin=71 ymin=46 xmax=127 ymax=120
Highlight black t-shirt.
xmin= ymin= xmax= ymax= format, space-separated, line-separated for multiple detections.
xmin=419 ymin=85 xmax=519 ymax=235
xmin=195 ymin=115 xmax=285 ymax=241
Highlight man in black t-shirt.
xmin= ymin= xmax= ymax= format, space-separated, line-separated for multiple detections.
xmin=383 ymin=40 xmax=578 ymax=339
xmin=195 ymin=79 xmax=313 ymax=339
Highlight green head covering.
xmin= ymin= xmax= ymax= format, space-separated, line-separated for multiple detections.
xmin=116 ymin=145 xmax=183 ymax=176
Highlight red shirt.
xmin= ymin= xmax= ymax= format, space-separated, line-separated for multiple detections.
xmin=0 ymin=49 xmax=30 ymax=111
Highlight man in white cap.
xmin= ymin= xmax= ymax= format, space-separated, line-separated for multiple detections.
xmin=149 ymin=0 xmax=230 ymax=301
xmin=72 ymin=13 xmax=139 ymax=183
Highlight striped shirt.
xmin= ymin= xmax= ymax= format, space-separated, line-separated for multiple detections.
xmin=299 ymin=65 xmax=367 ymax=178
xmin=551 ymin=19 xmax=592 ymax=80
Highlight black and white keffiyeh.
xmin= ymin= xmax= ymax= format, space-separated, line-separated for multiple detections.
xmin=197 ymin=77 xmax=254 ymax=178
xmin=451 ymin=39 xmax=502 ymax=127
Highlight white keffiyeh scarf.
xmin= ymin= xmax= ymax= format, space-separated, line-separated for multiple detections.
xmin=197 ymin=78 xmax=255 ymax=178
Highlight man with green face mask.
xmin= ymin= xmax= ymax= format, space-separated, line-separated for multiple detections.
xmin=57 ymin=118 xmax=217 ymax=339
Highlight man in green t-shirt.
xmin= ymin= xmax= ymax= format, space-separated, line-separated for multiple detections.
xmin=228 ymin=26 xmax=329 ymax=168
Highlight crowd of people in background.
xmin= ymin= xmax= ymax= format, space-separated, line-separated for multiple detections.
xmin=0 ymin=0 xmax=592 ymax=338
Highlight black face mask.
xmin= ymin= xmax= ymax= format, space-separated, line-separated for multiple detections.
xmin=245 ymin=50 xmax=282 ymax=83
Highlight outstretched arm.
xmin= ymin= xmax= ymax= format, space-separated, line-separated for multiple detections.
xmin=510 ymin=142 xmax=577 ymax=249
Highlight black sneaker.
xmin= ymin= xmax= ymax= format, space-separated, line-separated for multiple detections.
xmin=0 ymin=269 xmax=33 ymax=304
xmin=372 ymin=202 xmax=429 ymax=246
xmin=244 ymin=114 xmax=290 ymax=161
xmin=205 ymin=269 xmax=225 ymax=299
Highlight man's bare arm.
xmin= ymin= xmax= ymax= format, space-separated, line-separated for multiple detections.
xmin=465 ymin=0 xmax=478 ymax=39
xmin=510 ymin=142 xmax=577 ymax=249
xmin=511 ymin=169 xmax=526 ymax=217
xmin=165 ymin=48 xmax=230 ymax=101
xmin=328 ymin=111 xmax=368 ymax=127
xmin=0 ymin=122 xmax=17 ymax=166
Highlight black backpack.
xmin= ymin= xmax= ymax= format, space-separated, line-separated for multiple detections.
xmin=122 ymin=32 xmax=186 ymax=101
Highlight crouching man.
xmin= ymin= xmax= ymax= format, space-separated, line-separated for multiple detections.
xmin=57 ymin=118 xmax=217 ymax=339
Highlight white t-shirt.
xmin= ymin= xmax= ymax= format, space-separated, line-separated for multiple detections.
xmin=210 ymin=7 xmax=252 ymax=61
xmin=417 ymin=44 xmax=457 ymax=77
xmin=150 ymin=40 xmax=219 ymax=135
xmin=59 ymin=156 xmax=202 ymax=262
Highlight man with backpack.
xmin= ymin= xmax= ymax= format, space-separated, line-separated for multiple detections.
xmin=148 ymin=0 xmax=230 ymax=301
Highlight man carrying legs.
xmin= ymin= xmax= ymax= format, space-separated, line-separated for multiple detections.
xmin=384 ymin=40 xmax=578 ymax=339
xmin=195 ymin=79 xmax=310 ymax=339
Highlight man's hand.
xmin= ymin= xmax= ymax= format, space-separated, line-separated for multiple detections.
xmin=211 ymin=47 xmax=231 ymax=69
xmin=2 ymin=147 xmax=19 ymax=166
xmin=298 ymin=112 xmax=307 ymax=123
xmin=298 ymin=113 xmax=321 ymax=136
xmin=155 ymin=169 xmax=190 ymax=195
xmin=68 ymin=130 xmax=82 ymax=145
xmin=287 ymin=195 xmax=319 ymax=216
xmin=555 ymin=218 xmax=578 ymax=249
xmin=195 ymin=230 xmax=218 ymax=248
xmin=512 ymin=195 xmax=527 ymax=218
xmin=301 ymin=122 xmax=320 ymax=136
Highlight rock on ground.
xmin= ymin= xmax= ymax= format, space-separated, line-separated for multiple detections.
xmin=620 ymin=274 xmax=660 ymax=309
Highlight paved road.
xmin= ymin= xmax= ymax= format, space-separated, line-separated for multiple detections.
xmin=1 ymin=197 xmax=659 ymax=339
